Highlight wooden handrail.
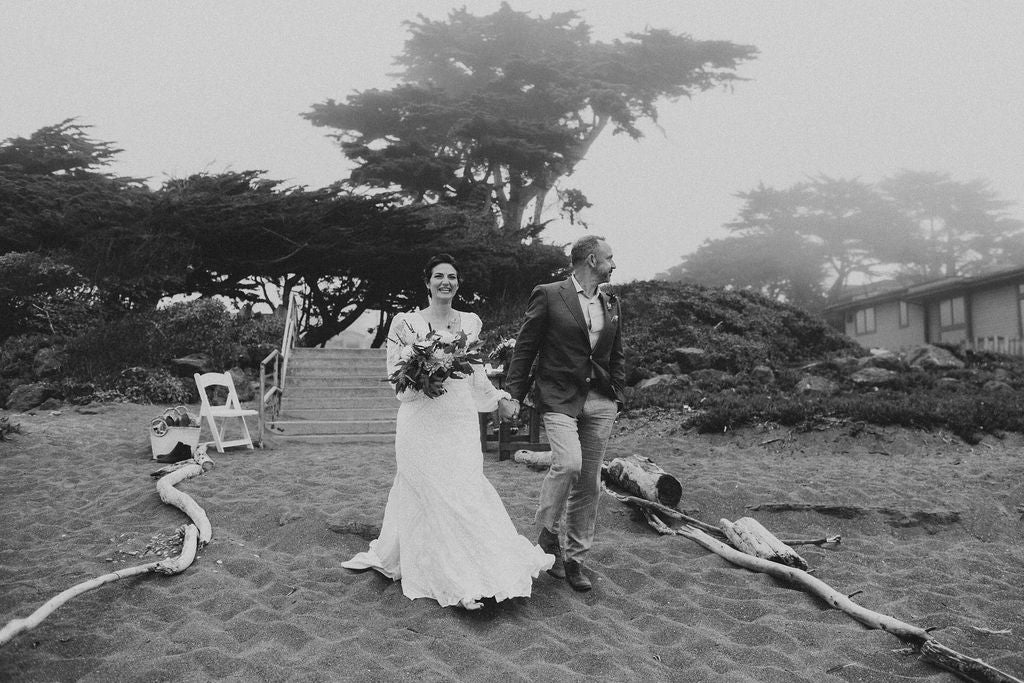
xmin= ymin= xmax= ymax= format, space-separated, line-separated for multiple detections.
xmin=256 ymin=292 xmax=302 ymax=446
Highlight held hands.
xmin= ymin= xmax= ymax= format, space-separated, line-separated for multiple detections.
xmin=497 ymin=397 xmax=520 ymax=421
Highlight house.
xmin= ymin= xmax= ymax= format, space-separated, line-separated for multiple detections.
xmin=824 ymin=265 xmax=1024 ymax=355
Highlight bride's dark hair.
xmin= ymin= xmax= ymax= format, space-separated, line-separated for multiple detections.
xmin=422 ymin=253 xmax=463 ymax=287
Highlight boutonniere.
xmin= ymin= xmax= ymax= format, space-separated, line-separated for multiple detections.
xmin=604 ymin=293 xmax=619 ymax=324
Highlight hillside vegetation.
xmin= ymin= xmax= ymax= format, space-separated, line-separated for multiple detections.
xmin=604 ymin=281 xmax=1024 ymax=444
xmin=483 ymin=280 xmax=1024 ymax=444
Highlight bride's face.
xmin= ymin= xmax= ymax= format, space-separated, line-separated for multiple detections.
xmin=427 ymin=263 xmax=459 ymax=302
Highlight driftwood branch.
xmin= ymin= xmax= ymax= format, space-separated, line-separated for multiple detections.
xmin=151 ymin=447 xmax=214 ymax=545
xmin=0 ymin=525 xmax=199 ymax=646
xmin=639 ymin=510 xmax=1022 ymax=683
xmin=0 ymin=448 xmax=214 ymax=647
xmin=778 ymin=535 xmax=842 ymax=547
xmin=720 ymin=517 xmax=808 ymax=570
xmin=919 ymin=640 xmax=1024 ymax=683
xmin=601 ymin=483 xmax=726 ymax=539
xmin=512 ymin=449 xmax=552 ymax=470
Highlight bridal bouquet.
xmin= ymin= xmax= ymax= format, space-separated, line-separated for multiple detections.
xmin=390 ymin=324 xmax=485 ymax=398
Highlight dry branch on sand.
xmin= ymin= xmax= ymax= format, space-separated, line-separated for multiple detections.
xmin=602 ymin=452 xmax=1022 ymax=683
xmin=0 ymin=447 xmax=214 ymax=647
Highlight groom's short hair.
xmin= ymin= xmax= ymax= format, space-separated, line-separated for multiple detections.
xmin=570 ymin=235 xmax=607 ymax=266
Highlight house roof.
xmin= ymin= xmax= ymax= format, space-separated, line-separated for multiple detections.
xmin=825 ymin=264 xmax=1024 ymax=312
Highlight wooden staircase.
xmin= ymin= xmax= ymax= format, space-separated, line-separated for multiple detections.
xmin=268 ymin=347 xmax=396 ymax=443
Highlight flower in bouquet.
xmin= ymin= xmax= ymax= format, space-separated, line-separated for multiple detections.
xmin=389 ymin=322 xmax=485 ymax=398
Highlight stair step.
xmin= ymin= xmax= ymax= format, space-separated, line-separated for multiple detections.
xmin=289 ymin=376 xmax=389 ymax=387
xmin=262 ymin=348 xmax=396 ymax=441
xmin=266 ymin=433 xmax=394 ymax=444
xmin=268 ymin=419 xmax=397 ymax=435
xmin=286 ymin=382 xmax=393 ymax=393
xmin=282 ymin=408 xmax=397 ymax=421
xmin=290 ymin=348 xmax=386 ymax=358
xmin=288 ymin=359 xmax=386 ymax=372
xmin=283 ymin=396 xmax=397 ymax=410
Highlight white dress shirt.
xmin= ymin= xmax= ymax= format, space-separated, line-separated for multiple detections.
xmin=571 ymin=274 xmax=604 ymax=348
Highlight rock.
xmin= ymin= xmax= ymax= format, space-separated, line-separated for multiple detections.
xmin=635 ymin=374 xmax=676 ymax=390
xmin=796 ymin=375 xmax=839 ymax=396
xmin=169 ymin=353 xmax=216 ymax=376
xmin=37 ymin=397 xmax=63 ymax=411
xmin=982 ymin=380 xmax=1014 ymax=393
xmin=672 ymin=347 xmax=709 ymax=372
xmin=6 ymin=383 xmax=53 ymax=411
xmin=905 ymin=345 xmax=964 ymax=370
xmin=33 ymin=346 xmax=66 ymax=377
xmin=936 ymin=377 xmax=962 ymax=391
xmin=850 ymin=367 xmax=899 ymax=386
xmin=690 ymin=368 xmax=732 ymax=383
xmin=859 ymin=349 xmax=903 ymax=371
xmin=228 ymin=366 xmax=255 ymax=401
xmin=750 ymin=365 xmax=775 ymax=385
xmin=627 ymin=367 xmax=656 ymax=386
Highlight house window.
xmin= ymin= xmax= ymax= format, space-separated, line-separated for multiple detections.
xmin=898 ymin=301 xmax=910 ymax=328
xmin=939 ymin=296 xmax=965 ymax=328
xmin=854 ymin=307 xmax=876 ymax=335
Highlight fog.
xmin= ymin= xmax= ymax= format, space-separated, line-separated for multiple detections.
xmin=3 ymin=0 xmax=1022 ymax=282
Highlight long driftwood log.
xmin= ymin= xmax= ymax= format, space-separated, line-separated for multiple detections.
xmin=151 ymin=446 xmax=214 ymax=545
xmin=0 ymin=448 xmax=214 ymax=647
xmin=602 ymin=454 xmax=682 ymax=508
xmin=512 ymin=449 xmax=552 ymax=470
xmin=640 ymin=512 xmax=1023 ymax=683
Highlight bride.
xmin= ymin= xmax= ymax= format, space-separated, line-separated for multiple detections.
xmin=341 ymin=253 xmax=553 ymax=609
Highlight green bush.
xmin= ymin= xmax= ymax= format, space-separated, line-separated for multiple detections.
xmin=57 ymin=298 xmax=283 ymax=403
xmin=611 ymin=281 xmax=861 ymax=375
xmin=148 ymin=298 xmax=238 ymax=369
xmin=112 ymin=367 xmax=194 ymax=404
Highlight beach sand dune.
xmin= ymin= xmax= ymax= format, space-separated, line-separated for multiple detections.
xmin=2 ymin=404 xmax=1022 ymax=682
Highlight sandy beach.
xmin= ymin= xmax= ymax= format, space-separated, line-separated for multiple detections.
xmin=1 ymin=403 xmax=1022 ymax=682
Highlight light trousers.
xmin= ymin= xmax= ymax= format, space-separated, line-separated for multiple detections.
xmin=536 ymin=392 xmax=618 ymax=562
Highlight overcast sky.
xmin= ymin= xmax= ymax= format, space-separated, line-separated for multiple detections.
xmin=3 ymin=1 xmax=1023 ymax=283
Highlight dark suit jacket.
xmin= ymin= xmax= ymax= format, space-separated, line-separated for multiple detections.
xmin=505 ymin=277 xmax=625 ymax=417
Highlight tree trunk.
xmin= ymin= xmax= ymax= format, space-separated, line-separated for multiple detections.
xmin=603 ymin=454 xmax=683 ymax=508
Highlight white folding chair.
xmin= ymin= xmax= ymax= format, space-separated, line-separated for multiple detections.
xmin=194 ymin=372 xmax=258 ymax=452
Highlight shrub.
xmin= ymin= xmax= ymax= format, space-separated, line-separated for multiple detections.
xmin=612 ymin=281 xmax=861 ymax=375
xmin=112 ymin=367 xmax=194 ymax=404
xmin=0 ymin=333 xmax=55 ymax=379
xmin=148 ymin=298 xmax=238 ymax=369
xmin=63 ymin=315 xmax=154 ymax=379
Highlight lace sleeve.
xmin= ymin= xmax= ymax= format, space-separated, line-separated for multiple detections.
xmin=467 ymin=313 xmax=510 ymax=412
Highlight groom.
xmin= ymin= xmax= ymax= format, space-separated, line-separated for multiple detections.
xmin=502 ymin=235 xmax=625 ymax=591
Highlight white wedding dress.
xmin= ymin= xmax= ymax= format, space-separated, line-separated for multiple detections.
xmin=341 ymin=310 xmax=553 ymax=607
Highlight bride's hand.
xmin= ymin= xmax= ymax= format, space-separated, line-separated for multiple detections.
xmin=497 ymin=397 xmax=519 ymax=420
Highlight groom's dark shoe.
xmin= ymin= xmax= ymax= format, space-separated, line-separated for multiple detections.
xmin=537 ymin=527 xmax=565 ymax=579
xmin=564 ymin=559 xmax=592 ymax=592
